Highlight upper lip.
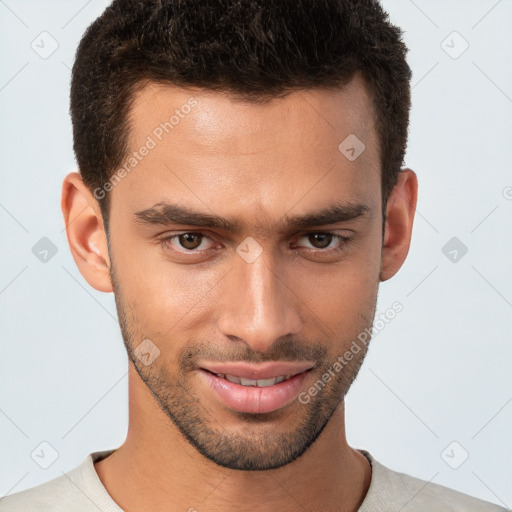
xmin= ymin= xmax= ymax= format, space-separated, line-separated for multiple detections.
xmin=198 ymin=361 xmax=315 ymax=380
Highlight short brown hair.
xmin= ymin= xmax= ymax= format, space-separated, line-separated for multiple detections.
xmin=70 ymin=0 xmax=412 ymax=224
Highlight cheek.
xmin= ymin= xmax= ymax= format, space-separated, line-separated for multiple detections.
xmin=110 ymin=218 xmax=381 ymax=342
xmin=113 ymin=242 xmax=225 ymax=336
xmin=294 ymin=243 xmax=381 ymax=341
xmin=300 ymin=269 xmax=378 ymax=340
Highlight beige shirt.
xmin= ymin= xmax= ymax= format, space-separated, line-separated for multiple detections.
xmin=0 ymin=449 xmax=508 ymax=511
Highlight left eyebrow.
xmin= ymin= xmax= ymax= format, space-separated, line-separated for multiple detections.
xmin=282 ymin=202 xmax=371 ymax=231
xmin=133 ymin=201 xmax=371 ymax=233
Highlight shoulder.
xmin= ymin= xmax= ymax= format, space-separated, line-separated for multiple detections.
xmin=0 ymin=450 xmax=118 ymax=512
xmin=0 ymin=464 xmax=88 ymax=512
xmin=358 ymin=450 xmax=510 ymax=512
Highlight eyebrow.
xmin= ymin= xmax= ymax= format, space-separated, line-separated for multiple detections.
xmin=133 ymin=201 xmax=371 ymax=233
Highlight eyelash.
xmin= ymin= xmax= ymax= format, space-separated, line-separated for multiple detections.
xmin=157 ymin=231 xmax=352 ymax=255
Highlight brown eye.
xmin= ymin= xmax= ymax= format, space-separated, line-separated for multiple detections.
xmin=307 ymin=233 xmax=333 ymax=249
xmin=177 ymin=233 xmax=204 ymax=250
xmin=158 ymin=231 xmax=217 ymax=255
xmin=294 ymin=232 xmax=351 ymax=254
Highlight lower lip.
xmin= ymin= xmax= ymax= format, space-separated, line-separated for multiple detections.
xmin=199 ymin=369 xmax=310 ymax=414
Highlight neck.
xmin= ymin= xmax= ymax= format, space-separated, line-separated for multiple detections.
xmin=95 ymin=363 xmax=371 ymax=512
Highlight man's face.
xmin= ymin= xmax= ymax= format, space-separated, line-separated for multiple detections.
xmin=107 ymin=75 xmax=383 ymax=470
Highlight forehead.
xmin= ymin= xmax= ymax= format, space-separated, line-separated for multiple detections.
xmin=111 ymin=75 xmax=381 ymax=223
xmin=128 ymin=74 xmax=377 ymax=155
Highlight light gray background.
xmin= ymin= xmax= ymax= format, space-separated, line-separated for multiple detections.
xmin=1 ymin=0 xmax=511 ymax=507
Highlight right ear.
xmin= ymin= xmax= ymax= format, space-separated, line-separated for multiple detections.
xmin=61 ymin=172 xmax=113 ymax=292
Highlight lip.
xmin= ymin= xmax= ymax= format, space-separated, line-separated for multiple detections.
xmin=199 ymin=368 xmax=311 ymax=414
xmin=197 ymin=361 xmax=315 ymax=380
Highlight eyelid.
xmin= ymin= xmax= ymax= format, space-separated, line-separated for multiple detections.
xmin=293 ymin=231 xmax=352 ymax=250
xmin=157 ymin=231 xmax=217 ymax=252
xmin=158 ymin=230 xmax=352 ymax=255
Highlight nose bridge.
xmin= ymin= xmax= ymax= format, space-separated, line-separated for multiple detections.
xmin=216 ymin=246 xmax=302 ymax=352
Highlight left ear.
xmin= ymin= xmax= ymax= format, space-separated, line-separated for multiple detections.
xmin=380 ymin=168 xmax=418 ymax=282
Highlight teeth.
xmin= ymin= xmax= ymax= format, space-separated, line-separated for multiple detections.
xmin=240 ymin=377 xmax=258 ymax=386
xmin=225 ymin=374 xmax=241 ymax=384
xmin=210 ymin=370 xmax=295 ymax=387
xmin=221 ymin=374 xmax=289 ymax=387
xmin=256 ymin=378 xmax=276 ymax=387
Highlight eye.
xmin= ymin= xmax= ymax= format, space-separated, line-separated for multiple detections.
xmin=157 ymin=230 xmax=352 ymax=258
xmin=159 ymin=232 xmax=215 ymax=252
xmin=294 ymin=232 xmax=351 ymax=251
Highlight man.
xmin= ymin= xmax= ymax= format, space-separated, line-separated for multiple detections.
xmin=0 ymin=0 xmax=507 ymax=511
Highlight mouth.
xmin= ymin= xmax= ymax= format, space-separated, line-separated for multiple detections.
xmin=204 ymin=371 xmax=296 ymax=387
xmin=197 ymin=362 xmax=314 ymax=414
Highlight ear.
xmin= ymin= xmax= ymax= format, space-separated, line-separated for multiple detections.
xmin=380 ymin=168 xmax=418 ymax=282
xmin=61 ymin=172 xmax=113 ymax=292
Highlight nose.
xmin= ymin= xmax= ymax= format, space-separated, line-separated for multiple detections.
xmin=216 ymin=247 xmax=303 ymax=353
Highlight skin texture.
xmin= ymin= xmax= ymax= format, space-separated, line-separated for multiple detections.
xmin=61 ymin=73 xmax=417 ymax=512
